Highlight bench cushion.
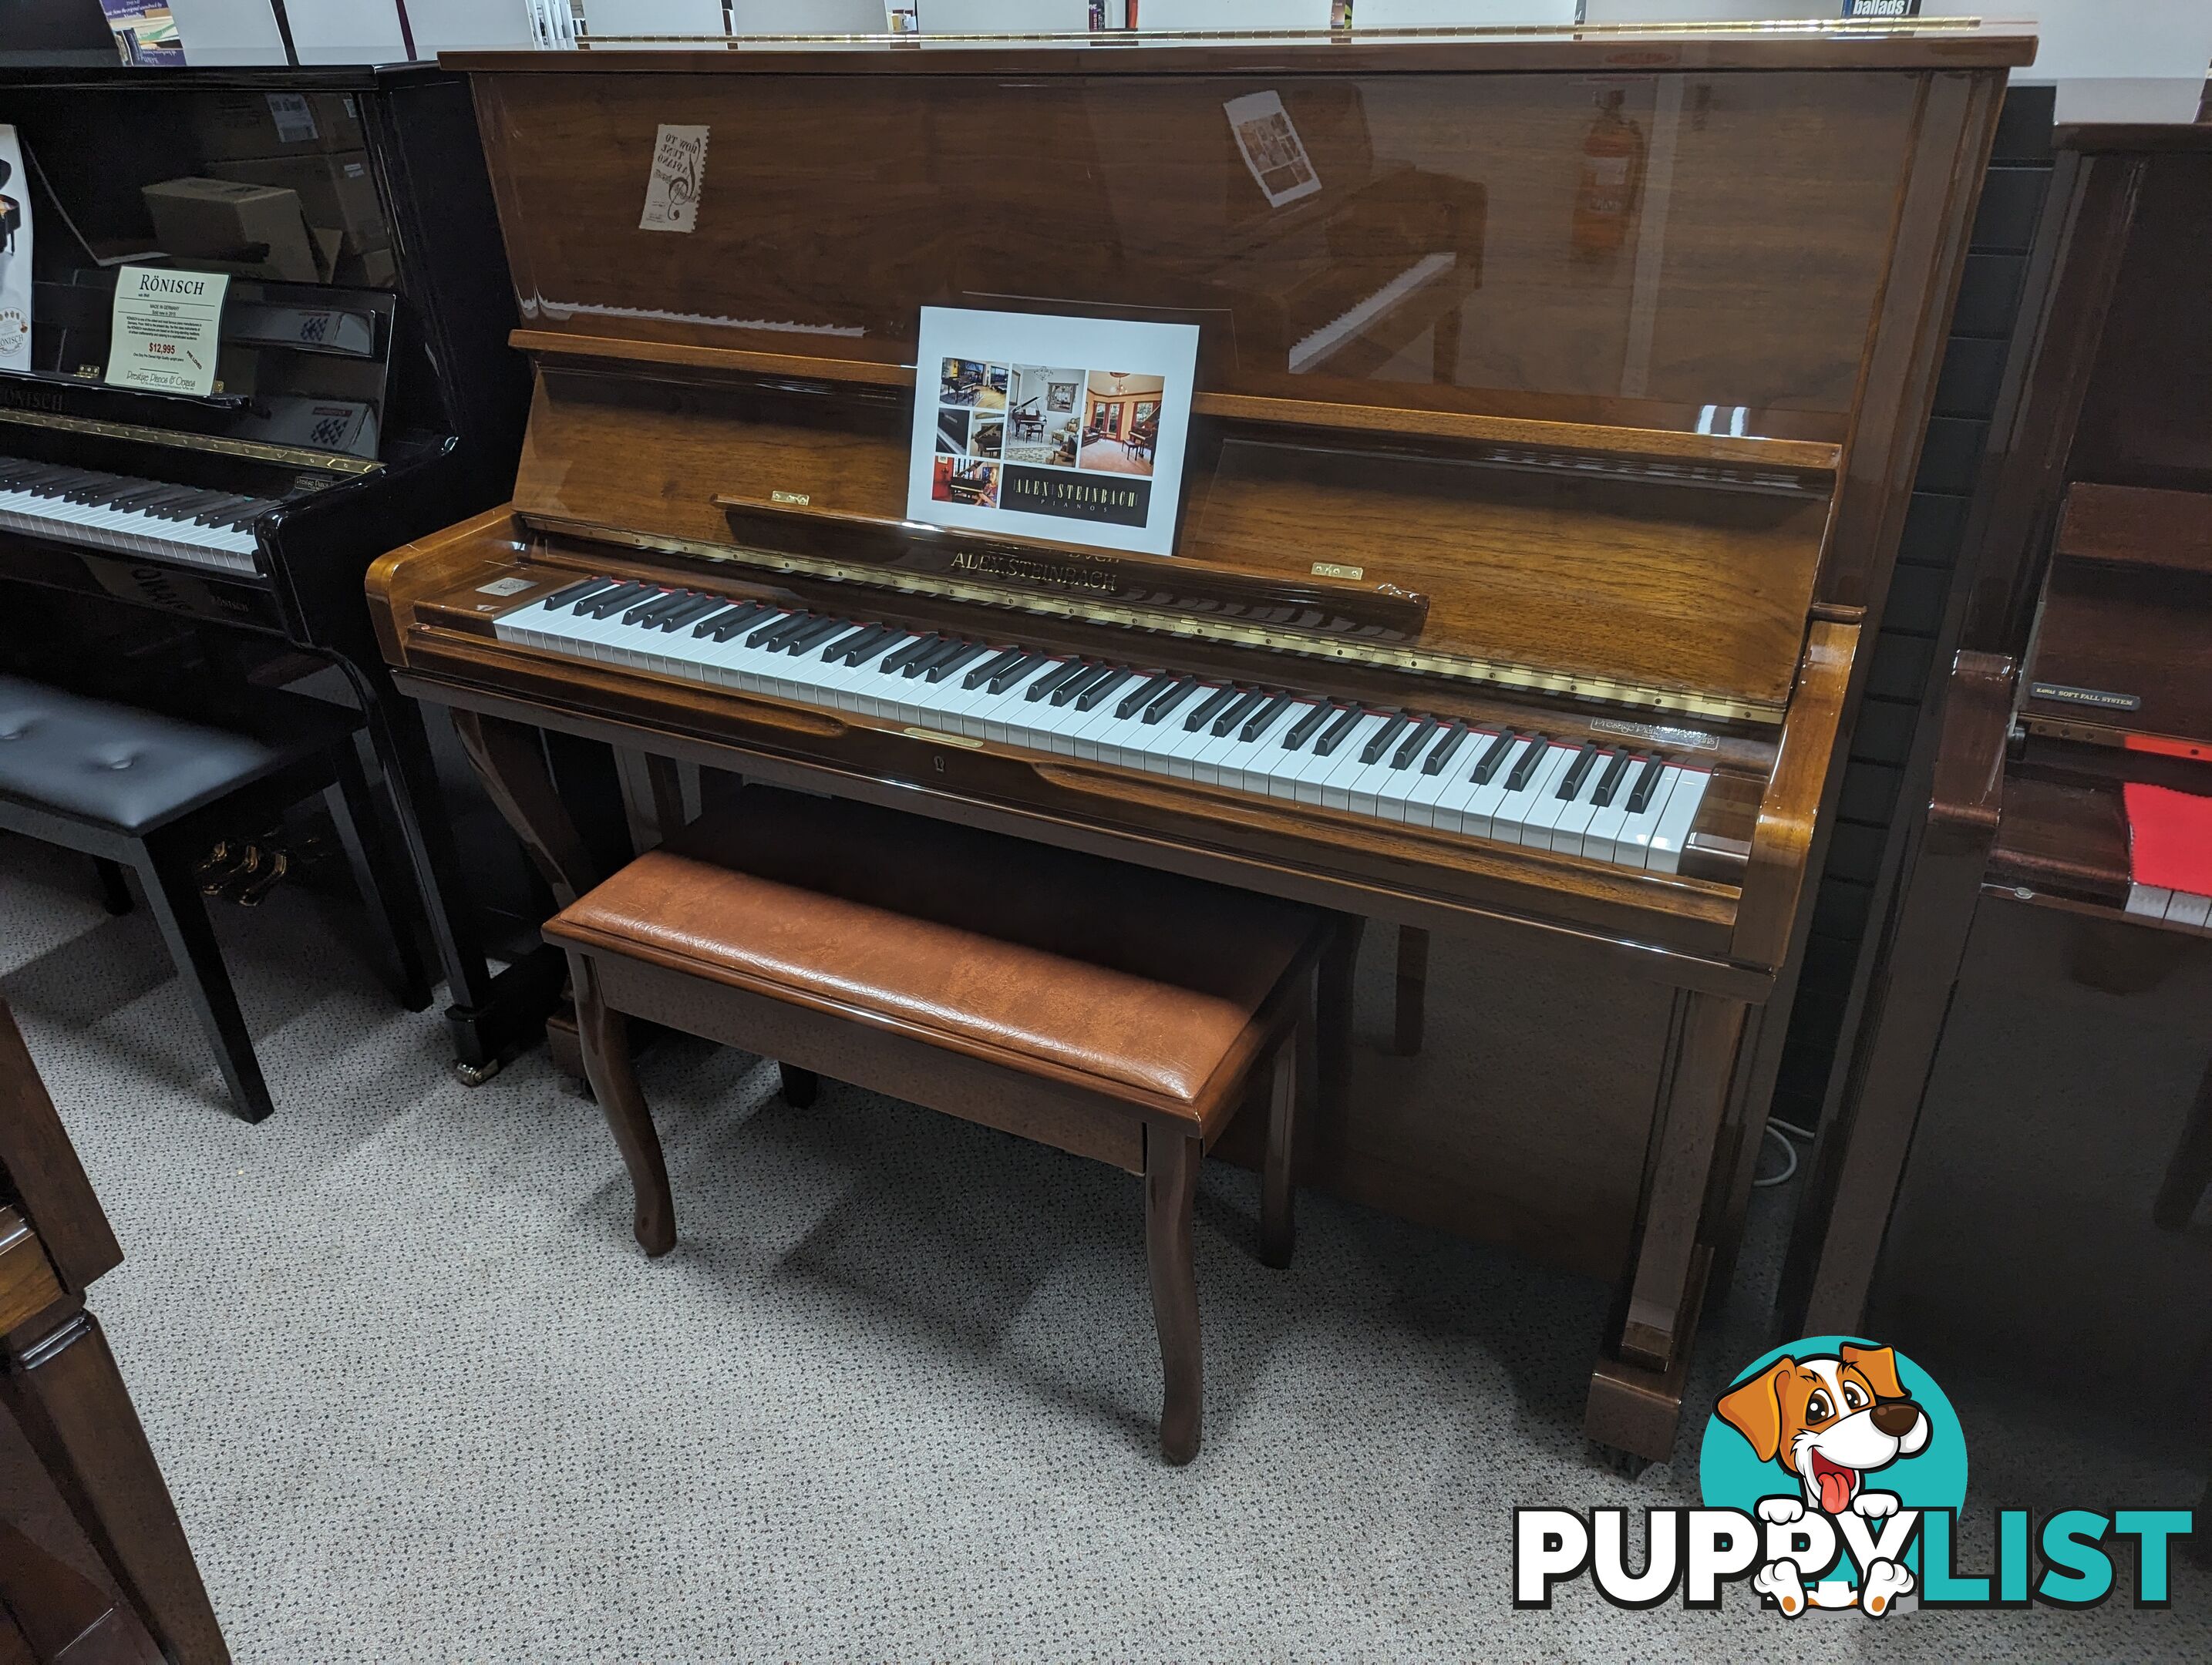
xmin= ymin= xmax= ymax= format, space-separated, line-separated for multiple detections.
xmin=0 ymin=675 xmax=298 ymax=834
xmin=545 ymin=787 xmax=1322 ymax=1117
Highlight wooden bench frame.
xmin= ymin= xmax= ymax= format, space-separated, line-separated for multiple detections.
xmin=555 ymin=886 xmax=1345 ymax=1467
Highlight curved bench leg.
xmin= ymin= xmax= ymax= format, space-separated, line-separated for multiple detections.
xmin=1259 ymin=1012 xmax=1308 ymax=1270
xmin=570 ymin=953 xmax=675 ymax=1256
xmin=1146 ymin=1128 xmax=1203 ymax=1465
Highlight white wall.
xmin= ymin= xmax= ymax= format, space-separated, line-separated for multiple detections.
xmin=581 ymin=0 xmax=729 ymax=37
xmin=921 ymin=2 xmax=1091 ymax=29
xmin=411 ymin=1 xmax=546 ymax=54
xmin=168 ymin=0 xmax=288 ymax=66
xmin=726 ymin=1 xmax=890 ymax=30
xmin=1358 ymin=2 xmax=1579 ymax=23
xmin=1141 ymin=2 xmax=1333 ymax=27
xmin=283 ymin=0 xmax=409 ymax=64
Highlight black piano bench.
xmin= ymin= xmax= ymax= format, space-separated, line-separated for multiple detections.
xmin=0 ymin=675 xmax=430 ymax=1123
xmin=543 ymin=785 xmax=1350 ymax=1465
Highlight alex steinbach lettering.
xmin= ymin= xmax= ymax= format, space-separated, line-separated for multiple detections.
xmin=1515 ymin=1506 xmax=2190 ymax=1611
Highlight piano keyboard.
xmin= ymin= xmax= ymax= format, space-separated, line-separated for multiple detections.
xmin=1289 ymin=252 xmax=1458 ymax=375
xmin=496 ymin=577 xmax=1713 ymax=875
xmin=2126 ymin=882 xmax=2212 ymax=934
xmin=0 ymin=457 xmax=274 ymax=577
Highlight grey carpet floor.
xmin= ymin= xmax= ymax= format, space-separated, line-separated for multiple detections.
xmin=3 ymin=829 xmax=2205 ymax=1662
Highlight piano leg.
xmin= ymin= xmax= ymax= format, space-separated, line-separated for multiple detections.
xmin=1 ymin=1307 xmax=231 ymax=1665
xmin=353 ymin=678 xmax=565 ymax=1080
xmin=323 ymin=742 xmax=433 ymax=1014
xmin=1585 ymin=987 xmax=1748 ymax=1464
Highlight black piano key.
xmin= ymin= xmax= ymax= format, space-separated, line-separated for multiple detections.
xmin=545 ymin=576 xmax=616 ymax=611
xmin=60 ymin=475 xmax=125 ymax=503
xmin=104 ymin=483 xmax=180 ymax=510
xmin=1183 ymin=684 xmax=1239 ymax=732
xmin=1556 ymin=744 xmax=1601 ymax=799
xmin=1421 ymin=723 xmax=1471 ymax=775
xmin=1590 ymin=750 xmax=1633 ymax=809
xmin=818 ymin=624 xmax=880 ymax=661
xmin=880 ymin=632 xmax=945 ymax=675
xmin=1052 ymin=662 xmax=1115 ymax=707
xmin=1114 ymin=674 xmax=1163 ymax=719
xmin=1360 ymin=712 xmax=1412 ymax=765
xmin=901 ymin=636 xmax=965 ymax=678
xmin=927 ymin=643 xmax=991 ymax=684
xmin=581 ymin=583 xmax=651 ymax=620
xmin=139 ymin=489 xmax=232 ymax=522
xmin=1241 ymin=691 xmax=1295 ymax=742
xmin=965 ymin=648 xmax=1024 ymax=691
xmin=745 ymin=611 xmax=806 ymax=648
xmin=987 ymin=652 xmax=1042 ymax=695
xmin=1389 ymin=717 xmax=1437 ymax=770
xmin=1212 ymin=689 xmax=1267 ymax=737
xmin=200 ymin=496 xmax=269 ymax=528
xmin=1470 ymin=730 xmax=1518 ymax=785
xmin=657 ymin=594 xmax=726 ymax=631
xmin=705 ymin=602 xmax=769 ymax=641
xmin=1143 ymin=678 xmax=1199 ymax=724
xmin=783 ymin=616 xmax=851 ymax=654
xmin=1312 ymin=705 xmax=1368 ymax=758
xmin=1025 ymin=659 xmax=1091 ymax=702
xmin=1281 ymin=701 xmax=1333 ymax=751
xmin=1505 ymin=739 xmax=1548 ymax=792
xmin=1075 ymin=668 xmax=1134 ymax=711
xmin=1626 ymin=756 xmax=1665 ymax=815
xmin=620 ymin=589 xmax=682 ymax=625
xmin=847 ymin=631 xmax=902 ymax=669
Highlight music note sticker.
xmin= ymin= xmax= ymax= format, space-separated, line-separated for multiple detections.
xmin=640 ymin=125 xmax=710 ymax=234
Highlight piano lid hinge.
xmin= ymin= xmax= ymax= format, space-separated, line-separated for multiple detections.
xmin=1810 ymin=601 xmax=1865 ymax=624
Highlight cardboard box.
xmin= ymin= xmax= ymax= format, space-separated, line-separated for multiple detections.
xmin=140 ymin=178 xmax=336 ymax=284
xmin=208 ymin=151 xmax=390 ymax=264
xmin=194 ymin=90 xmax=365 ymax=163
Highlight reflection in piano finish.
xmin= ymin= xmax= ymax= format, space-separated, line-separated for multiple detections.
xmin=1782 ymin=109 xmax=2212 ymax=1416
xmin=379 ymin=25 xmax=2027 ymax=1463
xmin=0 ymin=65 xmax=542 ymax=1076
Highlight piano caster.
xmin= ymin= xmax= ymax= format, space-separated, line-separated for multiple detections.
xmin=453 ymin=1056 xmax=503 ymax=1088
xmin=1587 ymin=1439 xmax=1652 ymax=1482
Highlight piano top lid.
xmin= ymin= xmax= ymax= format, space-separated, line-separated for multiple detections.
xmin=449 ymin=20 xmax=2035 ymax=76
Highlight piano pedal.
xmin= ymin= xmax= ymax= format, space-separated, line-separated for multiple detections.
xmin=232 ymin=850 xmax=293 ymax=907
xmin=195 ymin=840 xmax=258 ymax=894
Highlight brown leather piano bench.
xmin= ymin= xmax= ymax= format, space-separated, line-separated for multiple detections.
xmin=544 ymin=785 xmax=1343 ymax=1464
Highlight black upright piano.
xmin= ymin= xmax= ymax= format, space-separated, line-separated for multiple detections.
xmin=0 ymin=63 xmax=558 ymax=1075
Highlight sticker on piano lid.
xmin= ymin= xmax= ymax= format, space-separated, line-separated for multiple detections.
xmin=1591 ymin=717 xmax=1719 ymax=751
xmin=1224 ymin=91 xmax=1321 ymax=209
xmin=0 ymin=125 xmax=31 ymax=373
xmin=1311 ymin=561 xmax=1364 ymax=580
xmin=640 ymin=125 xmax=709 ymax=235
xmin=476 ymin=577 xmax=537 ymax=597
xmin=267 ymin=94 xmax=318 ymax=145
xmin=2030 ymin=681 xmax=2140 ymax=712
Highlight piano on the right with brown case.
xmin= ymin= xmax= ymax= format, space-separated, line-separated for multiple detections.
xmin=1783 ymin=93 xmax=2212 ymax=1440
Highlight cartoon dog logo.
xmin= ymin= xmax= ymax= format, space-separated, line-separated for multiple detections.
xmin=1715 ymin=1343 xmax=1931 ymax=1616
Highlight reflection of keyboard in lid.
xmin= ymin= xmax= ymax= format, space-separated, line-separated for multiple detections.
xmin=494 ymin=574 xmax=1716 ymax=876
xmin=0 ymin=456 xmax=273 ymax=577
xmin=1289 ymin=251 xmax=1457 ymax=374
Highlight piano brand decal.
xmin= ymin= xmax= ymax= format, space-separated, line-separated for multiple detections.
xmin=105 ymin=266 xmax=230 ymax=398
xmin=1311 ymin=561 xmax=1365 ymax=580
xmin=640 ymin=125 xmax=709 ymax=234
xmin=0 ymin=127 xmax=29 ymax=372
xmin=1224 ymin=91 xmax=1322 ymax=209
xmin=1591 ymin=717 xmax=1719 ymax=752
xmin=949 ymin=548 xmax=1119 ymax=595
xmin=2029 ymin=681 xmax=2140 ymax=713
xmin=908 ymin=307 xmax=1199 ymax=559
xmin=476 ymin=577 xmax=538 ymax=598
xmin=1520 ymin=1337 xmax=2192 ymax=1620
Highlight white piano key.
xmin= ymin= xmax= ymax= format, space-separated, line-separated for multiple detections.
xmin=1644 ymin=769 xmax=1712 ymax=876
xmin=2163 ymin=890 xmax=2212 ymax=931
xmin=2127 ymin=883 xmax=2177 ymax=920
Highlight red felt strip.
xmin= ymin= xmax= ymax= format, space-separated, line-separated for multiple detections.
xmin=2125 ymin=781 xmax=2212 ymax=893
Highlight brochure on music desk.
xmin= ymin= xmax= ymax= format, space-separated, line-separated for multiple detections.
xmin=106 ymin=266 xmax=231 ymax=397
xmin=907 ymin=307 xmax=1200 ymax=560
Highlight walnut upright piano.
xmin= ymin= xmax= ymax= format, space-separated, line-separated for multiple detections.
xmin=369 ymin=22 xmax=2027 ymax=1462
